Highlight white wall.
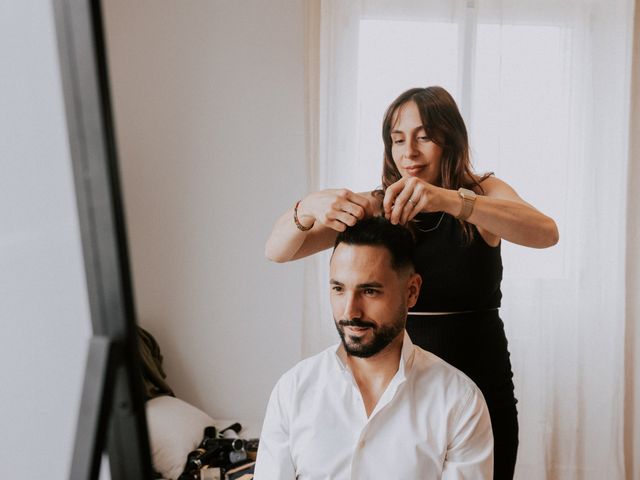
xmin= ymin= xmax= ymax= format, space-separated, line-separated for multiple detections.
xmin=0 ymin=1 xmax=91 ymax=477
xmin=103 ymin=1 xmax=308 ymax=427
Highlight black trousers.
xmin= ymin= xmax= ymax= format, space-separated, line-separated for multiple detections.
xmin=406 ymin=310 xmax=519 ymax=480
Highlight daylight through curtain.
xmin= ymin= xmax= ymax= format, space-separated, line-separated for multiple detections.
xmin=304 ymin=0 xmax=637 ymax=478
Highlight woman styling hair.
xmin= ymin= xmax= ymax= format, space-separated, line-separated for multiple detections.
xmin=265 ymin=86 xmax=558 ymax=479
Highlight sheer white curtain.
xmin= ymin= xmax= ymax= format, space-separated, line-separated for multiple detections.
xmin=303 ymin=0 xmax=638 ymax=478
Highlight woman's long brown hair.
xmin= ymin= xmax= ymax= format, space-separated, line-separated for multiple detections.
xmin=380 ymin=86 xmax=489 ymax=241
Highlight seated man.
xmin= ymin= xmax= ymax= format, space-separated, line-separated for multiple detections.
xmin=254 ymin=217 xmax=493 ymax=479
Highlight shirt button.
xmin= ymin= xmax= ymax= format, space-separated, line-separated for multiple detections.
xmin=358 ymin=440 xmax=365 ymax=449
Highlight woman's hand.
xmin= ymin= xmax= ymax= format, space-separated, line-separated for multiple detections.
xmin=383 ymin=177 xmax=441 ymax=225
xmin=298 ymin=189 xmax=382 ymax=232
xmin=265 ymin=189 xmax=383 ymax=262
xmin=383 ymin=175 xmax=559 ymax=248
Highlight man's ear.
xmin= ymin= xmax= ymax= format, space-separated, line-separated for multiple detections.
xmin=406 ymin=272 xmax=422 ymax=309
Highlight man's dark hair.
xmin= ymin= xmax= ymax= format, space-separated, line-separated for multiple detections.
xmin=333 ymin=216 xmax=415 ymax=272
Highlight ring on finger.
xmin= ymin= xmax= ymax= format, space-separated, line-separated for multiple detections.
xmin=408 ymin=196 xmax=419 ymax=206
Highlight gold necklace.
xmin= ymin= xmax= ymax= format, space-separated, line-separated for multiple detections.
xmin=414 ymin=212 xmax=445 ymax=232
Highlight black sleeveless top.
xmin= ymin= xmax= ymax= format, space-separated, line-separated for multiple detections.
xmin=410 ymin=212 xmax=503 ymax=312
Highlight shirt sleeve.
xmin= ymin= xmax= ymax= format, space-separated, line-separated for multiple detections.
xmin=442 ymin=386 xmax=494 ymax=480
xmin=253 ymin=375 xmax=296 ymax=480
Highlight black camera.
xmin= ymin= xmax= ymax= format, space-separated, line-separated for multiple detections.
xmin=178 ymin=426 xmax=248 ymax=480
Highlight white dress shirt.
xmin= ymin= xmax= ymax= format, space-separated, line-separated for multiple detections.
xmin=254 ymin=332 xmax=493 ymax=479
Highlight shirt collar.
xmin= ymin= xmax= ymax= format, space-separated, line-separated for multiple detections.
xmin=334 ymin=330 xmax=416 ymax=379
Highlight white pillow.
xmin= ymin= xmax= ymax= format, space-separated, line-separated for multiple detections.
xmin=145 ymin=396 xmax=216 ymax=480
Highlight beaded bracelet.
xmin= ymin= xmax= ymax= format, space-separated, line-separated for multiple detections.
xmin=294 ymin=200 xmax=314 ymax=231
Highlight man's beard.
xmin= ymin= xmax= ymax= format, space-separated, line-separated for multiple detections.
xmin=334 ymin=311 xmax=405 ymax=358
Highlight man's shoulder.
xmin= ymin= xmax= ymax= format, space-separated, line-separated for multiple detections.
xmin=410 ymin=345 xmax=481 ymax=396
xmin=273 ymin=344 xmax=337 ymax=390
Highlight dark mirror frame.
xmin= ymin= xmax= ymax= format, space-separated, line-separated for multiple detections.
xmin=53 ymin=0 xmax=152 ymax=478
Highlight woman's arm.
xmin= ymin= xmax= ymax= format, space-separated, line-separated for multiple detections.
xmin=265 ymin=189 xmax=381 ymax=262
xmin=384 ymin=176 xmax=559 ymax=248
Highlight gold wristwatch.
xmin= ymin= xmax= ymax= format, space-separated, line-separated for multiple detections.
xmin=456 ymin=188 xmax=477 ymax=221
